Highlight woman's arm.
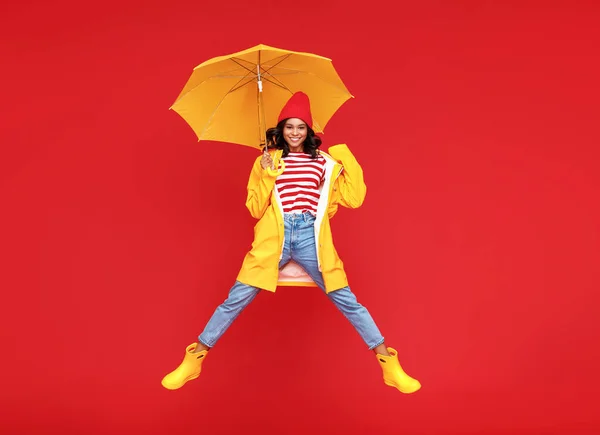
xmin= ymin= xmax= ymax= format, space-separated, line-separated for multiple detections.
xmin=328 ymin=144 xmax=367 ymax=209
xmin=245 ymin=155 xmax=277 ymax=219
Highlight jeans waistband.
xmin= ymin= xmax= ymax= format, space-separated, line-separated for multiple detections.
xmin=283 ymin=211 xmax=316 ymax=223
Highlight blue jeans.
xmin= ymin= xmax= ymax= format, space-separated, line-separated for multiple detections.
xmin=198 ymin=212 xmax=385 ymax=350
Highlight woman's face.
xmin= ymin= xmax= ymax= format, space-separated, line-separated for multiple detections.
xmin=282 ymin=118 xmax=308 ymax=151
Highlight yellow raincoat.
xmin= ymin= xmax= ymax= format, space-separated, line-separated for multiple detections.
xmin=236 ymin=144 xmax=366 ymax=293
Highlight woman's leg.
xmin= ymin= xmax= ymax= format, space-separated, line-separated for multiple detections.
xmin=290 ymin=214 xmax=420 ymax=393
xmin=194 ymin=218 xmax=294 ymax=352
xmin=161 ymin=281 xmax=260 ymax=389
xmin=291 ymin=214 xmax=386 ymax=352
xmin=162 ymin=220 xmax=293 ymax=389
xmin=323 ymin=286 xmax=387 ymax=352
xmin=195 ymin=281 xmax=261 ymax=351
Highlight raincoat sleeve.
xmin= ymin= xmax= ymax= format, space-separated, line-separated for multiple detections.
xmin=328 ymin=144 xmax=367 ymax=209
xmin=245 ymin=155 xmax=277 ymax=219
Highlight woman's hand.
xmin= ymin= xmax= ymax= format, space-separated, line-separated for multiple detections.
xmin=261 ymin=152 xmax=273 ymax=170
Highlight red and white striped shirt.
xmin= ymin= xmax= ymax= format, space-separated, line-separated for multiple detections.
xmin=276 ymin=152 xmax=326 ymax=215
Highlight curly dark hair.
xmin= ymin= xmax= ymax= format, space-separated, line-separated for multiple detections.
xmin=265 ymin=119 xmax=322 ymax=158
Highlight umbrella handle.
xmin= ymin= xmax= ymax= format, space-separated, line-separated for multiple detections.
xmin=263 ymin=146 xmax=285 ymax=176
xmin=266 ymin=158 xmax=285 ymax=176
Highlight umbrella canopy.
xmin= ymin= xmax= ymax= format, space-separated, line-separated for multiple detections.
xmin=170 ymin=44 xmax=353 ymax=149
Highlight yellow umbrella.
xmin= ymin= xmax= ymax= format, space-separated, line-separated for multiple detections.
xmin=170 ymin=44 xmax=353 ymax=150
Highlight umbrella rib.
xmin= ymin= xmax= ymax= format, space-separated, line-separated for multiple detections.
xmin=173 ymin=70 xmax=255 ymax=105
xmin=260 ymin=69 xmax=293 ymax=92
xmin=175 ymin=51 xmax=351 ymax=140
xmin=259 ymin=54 xmax=294 ymax=89
xmin=174 ymin=57 xmax=261 ymax=104
xmin=230 ymin=76 xmax=258 ymax=93
xmin=255 ymin=53 xmax=330 ymax=93
xmin=266 ymin=69 xmax=351 ymax=96
xmin=173 ymin=53 xmax=348 ymax=105
xmin=229 ymin=57 xmax=258 ymax=75
xmin=182 ymin=58 xmax=265 ymax=96
xmin=196 ymin=72 xmax=348 ymax=138
xmin=262 ymin=54 xmax=351 ymax=95
xmin=258 ymin=75 xmax=292 ymax=92
xmin=227 ymin=54 xmax=293 ymax=90
xmin=260 ymin=53 xmax=293 ymax=70
xmin=196 ymin=71 xmax=259 ymax=140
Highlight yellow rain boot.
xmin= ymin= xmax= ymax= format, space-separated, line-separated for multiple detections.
xmin=376 ymin=347 xmax=421 ymax=394
xmin=161 ymin=343 xmax=208 ymax=390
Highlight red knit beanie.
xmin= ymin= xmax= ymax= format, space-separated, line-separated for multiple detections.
xmin=277 ymin=92 xmax=313 ymax=128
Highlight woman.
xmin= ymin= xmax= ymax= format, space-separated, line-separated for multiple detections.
xmin=161 ymin=92 xmax=421 ymax=394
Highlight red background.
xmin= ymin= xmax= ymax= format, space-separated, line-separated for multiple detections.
xmin=2 ymin=1 xmax=599 ymax=434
